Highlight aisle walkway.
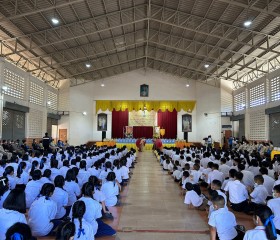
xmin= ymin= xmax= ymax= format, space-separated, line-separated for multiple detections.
xmin=116 ymin=151 xmax=209 ymax=240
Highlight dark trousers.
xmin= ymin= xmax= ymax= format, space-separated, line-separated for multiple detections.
xmin=230 ymin=200 xmax=248 ymax=212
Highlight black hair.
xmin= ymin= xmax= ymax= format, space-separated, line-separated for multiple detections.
xmin=32 ymin=169 xmax=42 ymax=180
xmin=0 ymin=176 xmax=9 ymax=197
xmin=54 ymin=175 xmax=65 ymax=189
xmin=229 ymin=169 xmax=237 ymax=178
xmin=254 ymin=205 xmax=277 ymax=240
xmin=212 ymin=195 xmax=225 ymax=208
xmin=39 ymin=158 xmax=46 ymax=170
xmin=5 ymin=222 xmax=34 ymax=240
xmin=40 ymin=183 xmax=55 ymax=199
xmin=182 ymin=171 xmax=190 ymax=178
xmin=81 ymin=182 xmax=94 ymax=198
xmin=16 ymin=162 xmax=26 ymax=178
xmin=30 ymin=160 xmax=39 ymax=177
xmin=3 ymin=166 xmax=14 ymax=177
xmin=88 ymin=176 xmax=100 ymax=187
xmin=71 ymin=201 xmax=86 ymax=239
xmin=254 ymin=175 xmax=264 ymax=184
xmin=260 ymin=167 xmax=268 ymax=175
xmin=65 ymin=169 xmax=76 ymax=182
xmin=106 ymin=171 xmax=116 ymax=182
xmin=234 ymin=171 xmax=243 ymax=181
xmin=43 ymin=169 xmax=52 ymax=178
xmin=3 ymin=188 xmax=26 ymax=213
xmin=273 ymin=184 xmax=280 ymax=193
xmin=79 ymin=160 xmax=86 ymax=170
xmin=185 ymin=182 xmax=194 ymax=191
xmin=104 ymin=161 xmax=112 ymax=172
xmin=113 ymin=159 xmax=120 ymax=169
xmin=211 ymin=179 xmax=222 ymax=188
xmin=55 ymin=221 xmax=75 ymax=240
xmin=63 ymin=160 xmax=69 ymax=167
xmin=51 ymin=159 xmax=59 ymax=169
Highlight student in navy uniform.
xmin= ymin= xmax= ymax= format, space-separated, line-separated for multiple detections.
xmin=42 ymin=132 xmax=51 ymax=151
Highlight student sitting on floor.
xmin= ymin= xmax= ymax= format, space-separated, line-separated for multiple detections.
xmin=208 ymin=195 xmax=239 ymax=240
xmin=101 ymin=172 xmax=119 ymax=207
xmin=267 ymin=184 xmax=280 ymax=234
xmin=56 ymin=221 xmax=75 ymax=240
xmin=172 ymin=166 xmax=182 ymax=182
xmin=244 ymin=205 xmax=279 ymax=240
xmin=184 ymin=182 xmax=207 ymax=210
xmin=208 ymin=180 xmax=227 ymax=217
xmin=6 ymin=222 xmax=37 ymax=240
xmin=224 ymin=171 xmax=249 ymax=212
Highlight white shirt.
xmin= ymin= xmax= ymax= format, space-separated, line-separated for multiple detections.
xmin=190 ymin=170 xmax=202 ymax=184
xmin=59 ymin=166 xmax=69 ymax=178
xmin=0 ymin=190 xmax=10 ymax=208
xmin=73 ymin=218 xmax=95 ymax=240
xmin=184 ymin=190 xmax=203 ymax=207
xmin=241 ymin=170 xmax=255 ymax=187
xmin=0 ymin=209 xmax=27 ymax=240
xmin=50 ymin=168 xmax=61 ymax=182
xmin=263 ymin=175 xmax=275 ymax=196
xmin=64 ymin=181 xmax=81 ymax=206
xmin=208 ymin=208 xmax=237 ymax=240
xmin=51 ymin=187 xmax=68 ymax=219
xmin=172 ymin=170 xmax=182 ymax=180
xmin=247 ymin=166 xmax=260 ymax=176
xmin=25 ymin=180 xmax=44 ymax=208
xmin=77 ymin=169 xmax=90 ymax=185
xmin=88 ymin=167 xmax=101 ymax=178
xmin=244 ymin=226 xmax=280 ymax=240
xmin=224 ymin=180 xmax=248 ymax=204
xmin=28 ymin=196 xmax=57 ymax=237
xmin=15 ymin=171 xmax=29 ymax=185
xmin=208 ymin=170 xmax=224 ymax=184
xmin=101 ymin=181 xmax=119 ymax=207
xmin=113 ymin=167 xmax=122 ymax=183
xmin=120 ymin=166 xmax=129 ymax=180
xmin=219 ymin=164 xmax=230 ymax=178
xmin=250 ymin=184 xmax=268 ymax=204
xmin=267 ymin=198 xmax=280 ymax=230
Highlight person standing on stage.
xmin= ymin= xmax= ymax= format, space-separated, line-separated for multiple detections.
xmin=42 ymin=132 xmax=51 ymax=151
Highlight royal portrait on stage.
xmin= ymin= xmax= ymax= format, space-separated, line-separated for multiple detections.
xmin=140 ymin=84 xmax=149 ymax=97
xmin=97 ymin=113 xmax=107 ymax=131
xmin=182 ymin=114 xmax=192 ymax=132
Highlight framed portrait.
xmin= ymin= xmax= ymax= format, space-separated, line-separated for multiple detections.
xmin=97 ymin=113 xmax=107 ymax=131
xmin=182 ymin=114 xmax=192 ymax=132
xmin=140 ymin=84 xmax=149 ymax=97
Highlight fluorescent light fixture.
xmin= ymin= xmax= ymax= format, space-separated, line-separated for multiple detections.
xmin=2 ymin=86 xmax=8 ymax=91
xmin=101 ymin=83 xmax=105 ymax=87
xmin=85 ymin=63 xmax=91 ymax=68
xmin=47 ymin=101 xmax=51 ymax=105
xmin=51 ymin=18 xmax=59 ymax=24
xmin=82 ymin=111 xmax=87 ymax=116
xmin=186 ymin=83 xmax=190 ymax=87
xmin=244 ymin=20 xmax=252 ymax=27
xmin=204 ymin=64 xmax=210 ymax=68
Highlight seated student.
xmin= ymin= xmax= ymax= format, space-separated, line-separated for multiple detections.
xmin=25 ymin=170 xmax=43 ymax=208
xmin=238 ymin=163 xmax=255 ymax=188
xmin=71 ymin=201 xmax=95 ymax=240
xmin=41 ymin=169 xmax=52 ymax=184
xmin=15 ymin=162 xmax=29 ymax=187
xmin=208 ymin=195 xmax=238 ymax=240
xmin=247 ymin=175 xmax=268 ymax=211
xmin=184 ymin=182 xmax=207 ymax=210
xmin=0 ymin=189 xmax=27 ymax=240
xmin=6 ymin=222 xmax=37 ymax=240
xmin=55 ymin=221 xmax=75 ymax=240
xmin=101 ymin=172 xmax=119 ymax=207
xmin=244 ymin=205 xmax=279 ymax=240
xmin=162 ymin=158 xmax=170 ymax=171
xmin=267 ymin=184 xmax=280 ymax=234
xmin=28 ymin=183 xmax=60 ymax=237
xmin=190 ymin=163 xmax=202 ymax=184
xmin=77 ymin=160 xmax=90 ymax=186
xmin=260 ymin=167 xmax=275 ymax=199
xmin=3 ymin=166 xmax=16 ymax=190
xmin=120 ymin=159 xmax=130 ymax=183
xmin=207 ymin=164 xmax=224 ymax=185
xmin=0 ymin=176 xmax=10 ymax=209
xmin=222 ymin=169 xmax=237 ymax=191
xmin=64 ymin=169 xmax=81 ymax=207
xmin=172 ymin=166 xmax=182 ymax=182
xmin=224 ymin=171 xmax=249 ymax=212
xmin=99 ymin=161 xmax=112 ymax=183
xmin=50 ymin=159 xmax=61 ymax=182
xmin=51 ymin=175 xmax=69 ymax=220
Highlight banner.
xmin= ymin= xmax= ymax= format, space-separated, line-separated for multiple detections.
xmin=129 ymin=110 xmax=157 ymax=126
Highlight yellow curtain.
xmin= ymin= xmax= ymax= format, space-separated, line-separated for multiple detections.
xmin=96 ymin=100 xmax=196 ymax=113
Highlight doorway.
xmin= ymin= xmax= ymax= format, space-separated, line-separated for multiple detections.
xmin=59 ymin=129 xmax=67 ymax=143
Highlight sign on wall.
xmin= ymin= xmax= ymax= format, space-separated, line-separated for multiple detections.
xmin=129 ymin=110 xmax=156 ymax=126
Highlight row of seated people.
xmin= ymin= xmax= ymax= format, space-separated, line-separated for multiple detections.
xmin=155 ymin=146 xmax=280 ymax=240
xmin=0 ymin=145 xmax=137 ymax=240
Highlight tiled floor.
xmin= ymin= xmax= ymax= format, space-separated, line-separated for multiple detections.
xmin=39 ymin=150 xmax=254 ymax=240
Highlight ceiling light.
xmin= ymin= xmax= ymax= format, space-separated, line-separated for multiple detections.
xmin=186 ymin=83 xmax=190 ymax=87
xmin=85 ymin=63 xmax=91 ymax=68
xmin=204 ymin=64 xmax=210 ymax=68
xmin=82 ymin=111 xmax=87 ymax=116
xmin=101 ymin=83 xmax=105 ymax=87
xmin=51 ymin=18 xmax=59 ymax=24
xmin=244 ymin=20 xmax=252 ymax=27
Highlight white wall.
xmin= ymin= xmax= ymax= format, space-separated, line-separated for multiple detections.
xmin=60 ymin=69 xmax=223 ymax=144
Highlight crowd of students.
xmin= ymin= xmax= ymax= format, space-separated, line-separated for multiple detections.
xmin=0 ymin=144 xmax=136 ymax=240
xmin=155 ymin=145 xmax=280 ymax=240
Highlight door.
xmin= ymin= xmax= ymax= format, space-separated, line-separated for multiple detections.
xmin=2 ymin=108 xmax=25 ymax=140
xmin=239 ymin=119 xmax=245 ymax=140
xmin=269 ymin=113 xmax=280 ymax=146
xmin=224 ymin=130 xmax=232 ymax=148
xmin=59 ymin=129 xmax=67 ymax=143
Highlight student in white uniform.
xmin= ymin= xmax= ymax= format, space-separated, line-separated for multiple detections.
xmin=0 ymin=176 xmax=10 ymax=208
xmin=3 ymin=166 xmax=16 ymax=190
xmin=5 ymin=222 xmax=36 ymax=240
xmin=101 ymin=172 xmax=119 ymax=207
xmin=244 ymin=205 xmax=279 ymax=240
xmin=99 ymin=161 xmax=112 ymax=183
xmin=51 ymin=175 xmax=69 ymax=219
xmin=25 ymin=170 xmax=43 ymax=208
xmin=28 ymin=183 xmax=60 ymax=237
xmin=50 ymin=159 xmax=61 ymax=182
xmin=55 ymin=221 xmax=75 ymax=240
xmin=15 ymin=162 xmax=29 ymax=186
xmin=71 ymin=200 xmax=95 ymax=240
xmin=40 ymin=169 xmax=52 ymax=184
xmin=77 ymin=160 xmax=90 ymax=186
xmin=184 ymin=182 xmax=207 ymax=210
xmin=0 ymin=188 xmax=27 ymax=240
xmin=64 ymin=169 xmax=81 ymax=207
xmin=208 ymin=195 xmax=238 ymax=240
xmin=267 ymin=184 xmax=280 ymax=234
xmin=260 ymin=167 xmax=275 ymax=198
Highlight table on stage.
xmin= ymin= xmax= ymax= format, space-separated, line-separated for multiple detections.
xmin=95 ymin=141 xmax=116 ymax=147
xmin=271 ymin=150 xmax=280 ymax=159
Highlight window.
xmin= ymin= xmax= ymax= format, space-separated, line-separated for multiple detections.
xmin=47 ymin=91 xmax=58 ymax=110
xmin=270 ymin=76 xmax=280 ymax=102
xmin=3 ymin=68 xmax=25 ymax=99
xmin=29 ymin=82 xmax=44 ymax=105
xmin=249 ymin=83 xmax=265 ymax=107
xmin=234 ymin=91 xmax=246 ymax=111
